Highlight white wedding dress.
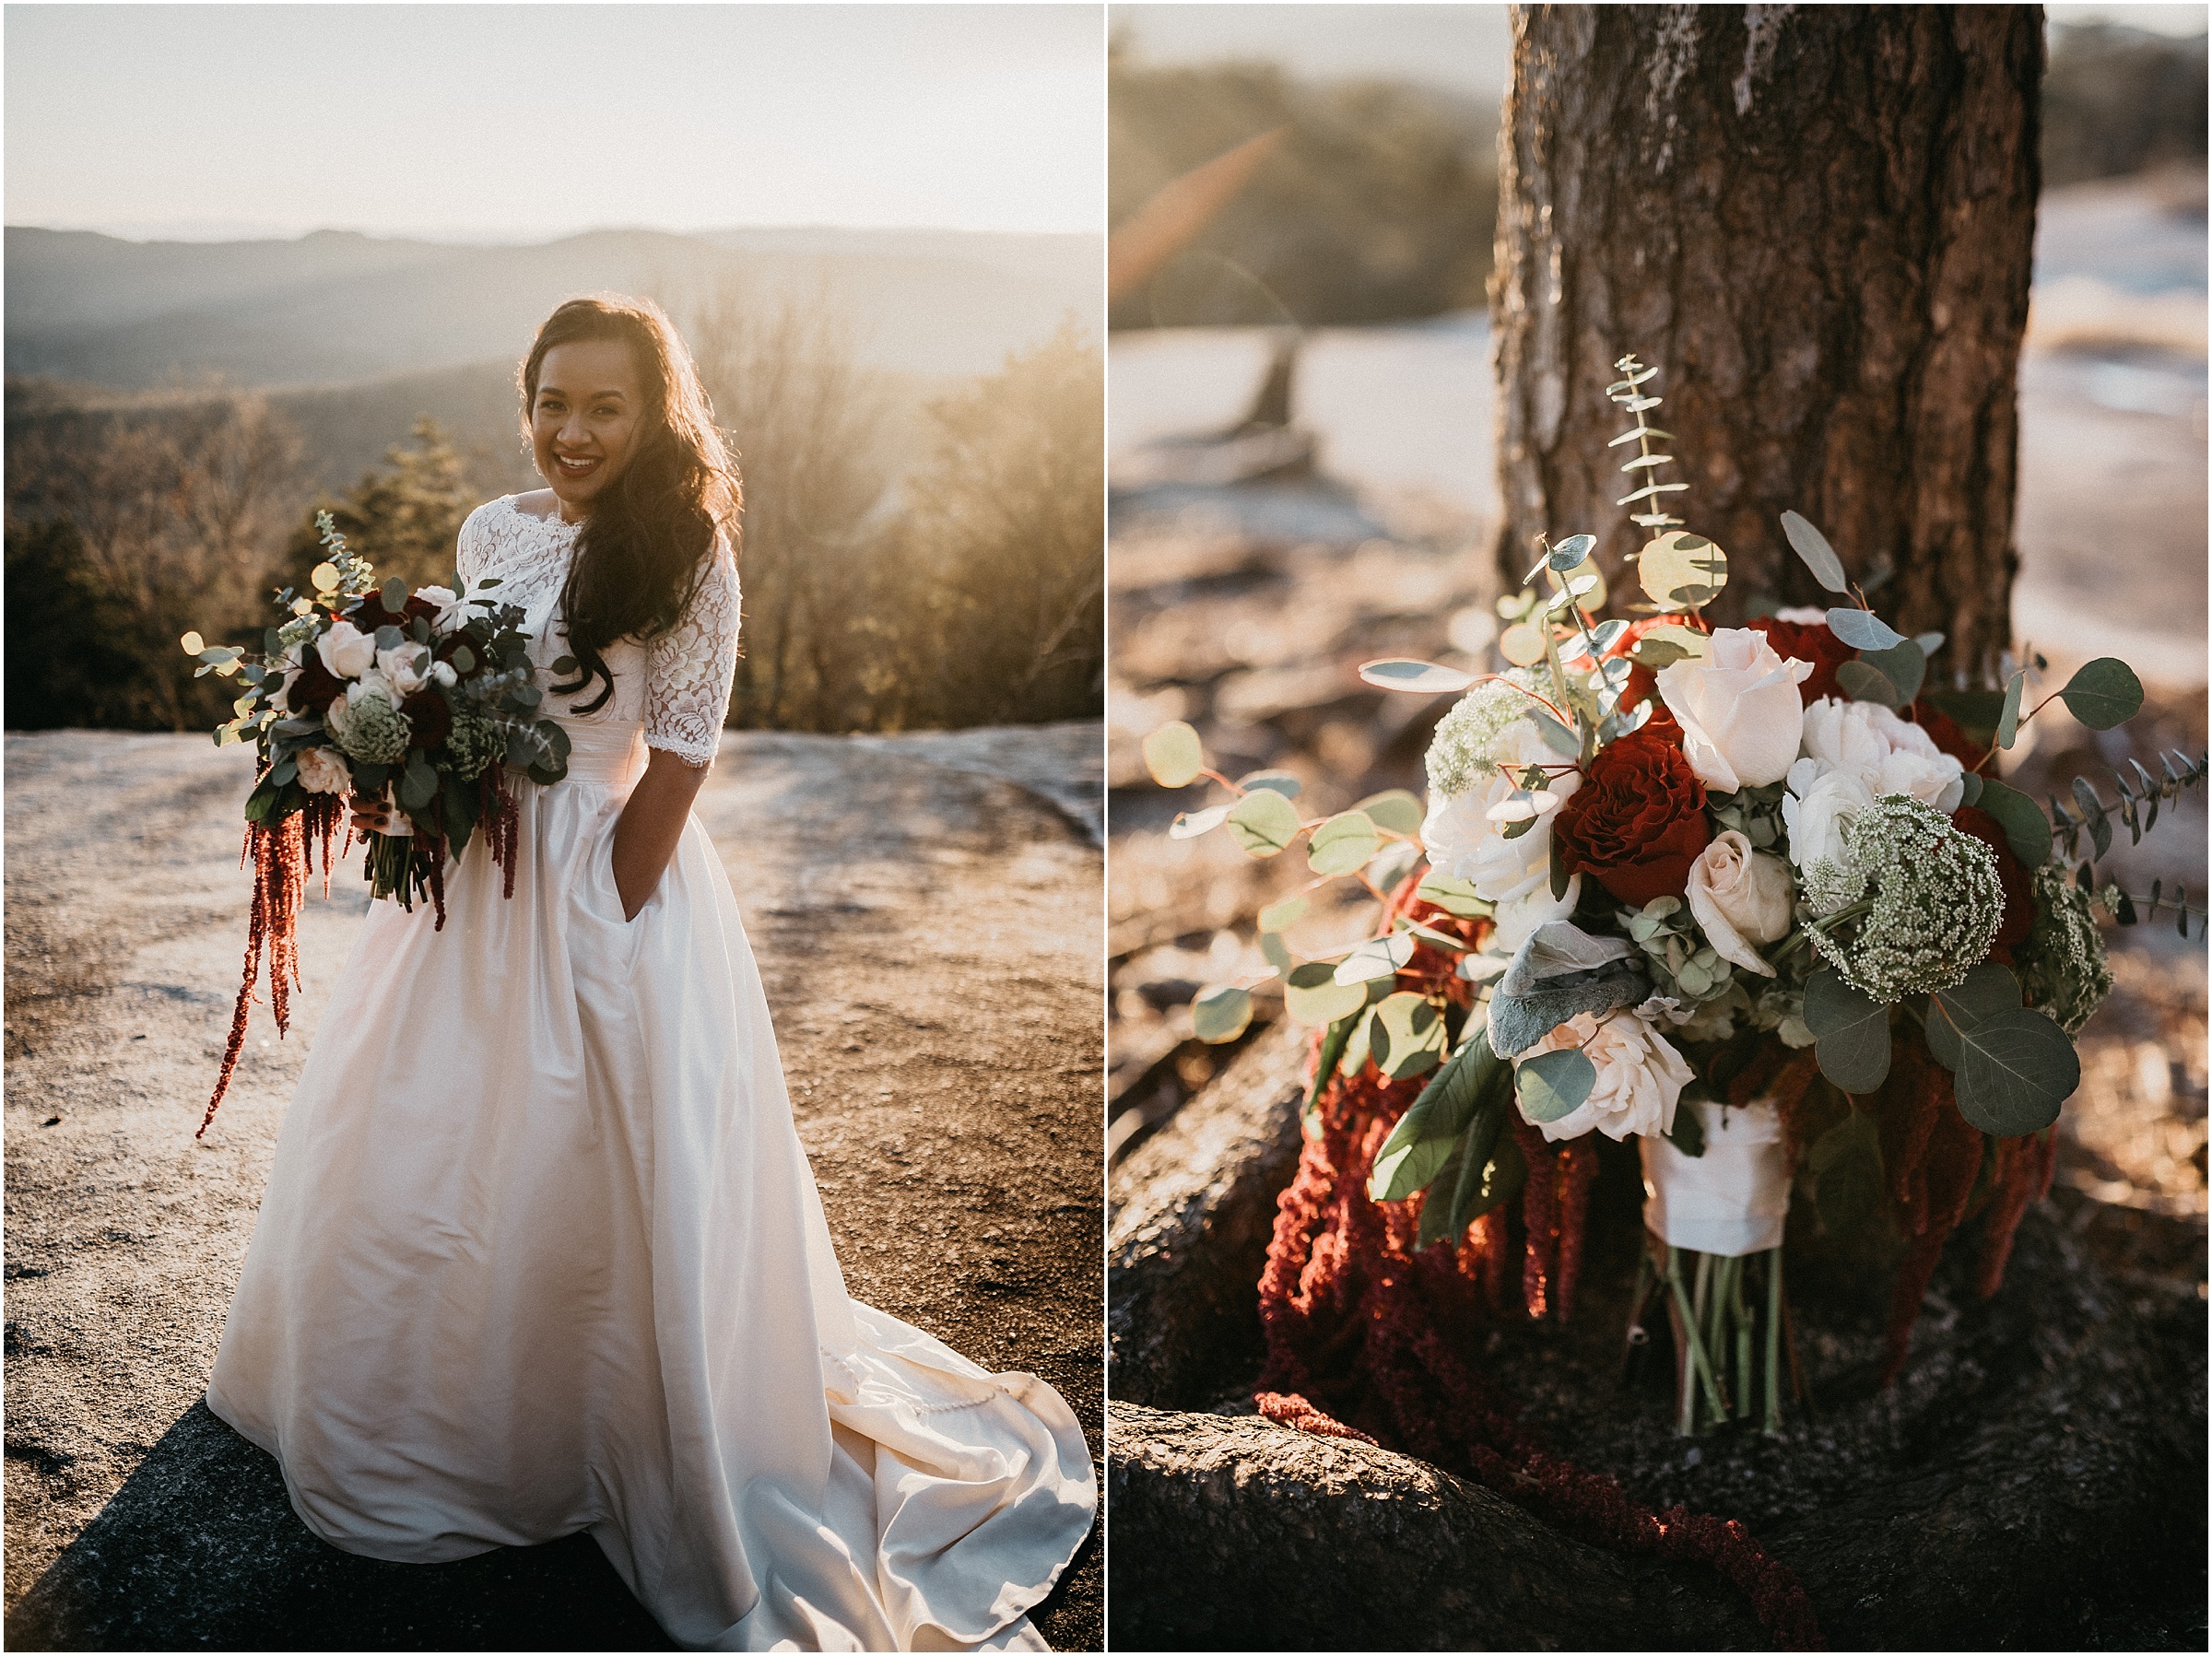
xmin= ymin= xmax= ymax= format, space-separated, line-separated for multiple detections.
xmin=207 ymin=497 xmax=1095 ymax=1650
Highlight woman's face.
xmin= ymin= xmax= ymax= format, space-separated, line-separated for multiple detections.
xmin=530 ymin=338 xmax=647 ymax=520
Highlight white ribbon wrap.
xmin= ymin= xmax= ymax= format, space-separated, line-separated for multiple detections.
xmin=1640 ymin=1098 xmax=1788 ymax=1257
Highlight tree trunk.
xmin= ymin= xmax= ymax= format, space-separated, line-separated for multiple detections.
xmin=1492 ymin=5 xmax=2042 ymax=686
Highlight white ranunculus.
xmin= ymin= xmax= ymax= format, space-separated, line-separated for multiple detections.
xmin=417 ymin=585 xmax=465 ymax=636
xmin=1518 ymin=1005 xmax=1695 ymax=1144
xmin=315 ymin=619 xmax=377 ymax=680
xmin=268 ymin=665 xmax=303 ymax=714
xmin=295 ymin=745 xmax=350 ymax=795
xmin=429 ymin=660 xmax=458 ymax=688
xmin=377 ymin=640 xmax=432 ymax=698
xmin=1686 ymin=829 xmax=1796 ymax=978
xmin=1771 ymin=605 xmax=1828 ymax=625
xmin=348 ymin=668 xmax=402 ymax=710
xmin=1794 ymin=697 xmax=1965 ymax=813
xmin=1782 ymin=767 xmax=1877 ymax=872
xmin=1420 ymin=719 xmax=1581 ymax=903
xmin=1656 ymin=627 xmax=1813 ymax=793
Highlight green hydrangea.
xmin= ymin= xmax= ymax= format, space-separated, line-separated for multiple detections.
xmin=1808 ymin=796 xmax=2003 ymax=1003
xmin=2015 ymin=865 xmax=2113 ymax=1035
xmin=445 ymin=708 xmax=504 ymax=782
xmin=1623 ymin=894 xmax=1735 ymax=1004
xmin=1425 ymin=671 xmax=1541 ymax=797
xmin=333 ymin=691 xmax=409 ymax=767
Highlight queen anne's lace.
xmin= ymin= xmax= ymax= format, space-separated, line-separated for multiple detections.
xmin=453 ymin=498 xmax=738 ymax=767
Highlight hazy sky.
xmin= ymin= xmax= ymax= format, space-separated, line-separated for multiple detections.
xmin=5 ymin=4 xmax=1105 ymax=241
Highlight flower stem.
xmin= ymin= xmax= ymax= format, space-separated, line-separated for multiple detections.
xmin=1667 ymin=1249 xmax=1728 ymax=1432
xmin=1733 ymin=1255 xmax=1754 ymax=1421
xmin=1763 ymin=1246 xmax=1784 ymax=1436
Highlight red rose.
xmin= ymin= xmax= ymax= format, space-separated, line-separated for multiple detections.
xmin=1554 ymin=727 xmax=1712 ymax=907
xmin=402 ymin=690 xmax=451 ymax=751
xmin=1951 ymin=805 xmax=2035 ymax=959
xmin=1909 ymin=698 xmax=1984 ymax=771
xmin=1747 ymin=615 xmax=1854 ymax=704
xmin=289 ymin=650 xmax=345 ymax=713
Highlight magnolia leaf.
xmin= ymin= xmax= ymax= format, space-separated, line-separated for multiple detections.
xmin=2057 ymin=658 xmax=2144 ymax=731
xmin=1825 ymin=606 xmax=1905 ymax=652
xmin=1309 ymin=810 xmax=1381 ymax=876
xmin=1258 ymin=894 xmax=1311 ymax=934
xmin=1515 ymin=1047 xmax=1596 ymax=1123
xmin=1952 ymin=1006 xmax=2080 ymax=1135
xmin=1359 ymin=659 xmax=1477 ymax=695
xmin=1804 ymin=967 xmax=1892 ymax=1094
xmin=1433 ymin=1088 xmax=1518 ymax=1240
xmin=1169 ymin=805 xmax=1230 ymax=840
xmin=1237 ymin=769 xmax=1303 ymax=799
xmin=1286 ymin=960 xmax=1368 ymax=1027
xmin=1334 ymin=933 xmax=1417 ymax=986
xmin=1371 ymin=1028 xmax=1502 ymax=1201
xmin=1225 ymin=788 xmax=1302 ymax=858
xmin=1354 ymin=789 xmax=1424 ymax=836
xmin=1500 ymin=621 xmax=1549 ymax=666
xmin=1636 ymin=530 xmax=1727 ymax=612
xmin=1780 ymin=511 xmax=1849 ymax=593
xmin=1143 ymin=722 xmax=1205 ymax=789
xmin=1925 ymin=962 xmax=2024 ymax=1069
xmin=1809 ymin=1107 xmax=1885 ymax=1236
xmin=1371 ymin=992 xmax=1446 ymax=1080
xmin=1191 ymin=983 xmax=1254 ymax=1044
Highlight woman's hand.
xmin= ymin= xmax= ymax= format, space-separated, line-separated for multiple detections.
xmin=350 ymin=793 xmax=408 ymax=838
xmin=612 ymin=748 xmax=712 ymax=921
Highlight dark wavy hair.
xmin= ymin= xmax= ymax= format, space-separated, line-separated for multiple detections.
xmin=521 ymin=295 xmax=741 ymax=714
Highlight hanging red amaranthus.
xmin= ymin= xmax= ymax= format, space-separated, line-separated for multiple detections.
xmin=1254 ymin=978 xmax=1825 ymax=1650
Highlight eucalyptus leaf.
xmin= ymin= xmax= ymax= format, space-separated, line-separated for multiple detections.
xmin=1371 ymin=991 xmax=1445 ymax=1080
xmin=1354 ymin=789 xmax=1424 ymax=836
xmin=1952 ymin=1007 xmax=2080 ymax=1135
xmin=2057 ymin=658 xmax=2143 ymax=731
xmin=1143 ymin=722 xmax=1205 ymax=789
xmin=1973 ymin=779 xmax=2053 ymax=866
xmin=1258 ymin=895 xmax=1311 ymax=934
xmin=1309 ymin=810 xmax=1381 ymax=876
xmin=1237 ymin=769 xmax=1303 ymax=799
xmin=1285 ymin=961 xmax=1368 ymax=1027
xmin=1334 ymin=933 xmax=1417 ymax=986
xmin=1804 ymin=967 xmax=1892 ymax=1093
xmin=1260 ymin=931 xmax=1294 ymax=973
xmin=1359 ymin=659 xmax=1477 ymax=695
xmin=1515 ymin=1047 xmax=1596 ymax=1123
xmin=1836 ymin=660 xmax=1909 ymax=708
xmin=1548 ymin=533 xmax=1596 ymax=572
xmin=1780 ymin=510 xmax=1849 ymax=593
xmin=1958 ymin=771 xmax=1984 ymax=808
xmin=1415 ymin=872 xmax=1490 ymax=919
xmin=1924 ymin=962 xmax=2024 ymax=1070
xmin=1857 ymin=639 xmax=1926 ymax=703
xmin=1825 ymin=607 xmax=1906 ymax=652
xmin=1192 ymin=983 xmax=1254 ymax=1044
xmin=1809 ymin=1107 xmax=1885 ymax=1237
xmin=1528 ymin=708 xmax=1582 ymax=758
xmin=1997 ymin=671 xmax=2026 ymax=748
xmin=1169 ymin=805 xmax=1229 ymax=840
xmin=1226 ymin=788 xmax=1303 ymax=858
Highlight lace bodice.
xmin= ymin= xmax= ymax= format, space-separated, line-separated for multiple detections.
xmin=454 ymin=497 xmax=739 ymax=767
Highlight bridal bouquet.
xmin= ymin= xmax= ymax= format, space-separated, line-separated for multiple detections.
xmin=1147 ymin=356 xmax=2206 ymax=1438
xmin=186 ymin=511 xmax=572 ymax=1133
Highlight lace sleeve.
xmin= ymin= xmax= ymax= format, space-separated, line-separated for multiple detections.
xmin=454 ymin=499 xmax=493 ymax=585
xmin=644 ymin=538 xmax=740 ymax=767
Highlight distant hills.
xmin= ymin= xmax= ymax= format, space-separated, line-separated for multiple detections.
xmin=4 ymin=224 xmax=1102 ymax=389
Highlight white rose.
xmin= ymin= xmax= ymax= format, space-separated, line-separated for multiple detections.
xmin=1518 ymin=1005 xmax=1695 ymax=1144
xmin=349 ymin=668 xmax=401 ymax=710
xmin=268 ymin=665 xmax=302 ymax=714
xmin=315 ymin=619 xmax=377 ymax=680
xmin=1782 ymin=767 xmax=1877 ymax=871
xmin=429 ymin=660 xmax=458 ymax=688
xmin=1419 ymin=719 xmax=1582 ymax=903
xmin=295 ymin=746 xmax=350 ymax=795
xmin=1795 ymin=697 xmax=1965 ymax=813
xmin=416 ymin=585 xmax=466 ymax=636
xmin=377 ymin=640 xmax=432 ymax=698
xmin=1685 ymin=829 xmax=1796 ymax=978
xmin=1656 ymin=627 xmax=1813 ymax=793
xmin=1772 ymin=605 xmax=1829 ymax=624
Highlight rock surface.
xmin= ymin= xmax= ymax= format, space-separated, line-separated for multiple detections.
xmin=1107 ymin=1019 xmax=2208 ymax=1650
xmin=4 ymin=724 xmax=1103 ymax=1651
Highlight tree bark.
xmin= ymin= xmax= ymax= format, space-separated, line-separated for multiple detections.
xmin=1492 ymin=5 xmax=2042 ymax=685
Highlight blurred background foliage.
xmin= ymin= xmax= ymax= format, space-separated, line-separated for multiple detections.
xmin=5 ymin=274 xmax=1102 ymax=737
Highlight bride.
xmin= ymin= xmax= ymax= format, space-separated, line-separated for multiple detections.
xmin=206 ymin=295 xmax=1096 ymax=1650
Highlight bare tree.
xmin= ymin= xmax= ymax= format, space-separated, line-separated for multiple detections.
xmin=1492 ymin=5 xmax=2042 ymax=684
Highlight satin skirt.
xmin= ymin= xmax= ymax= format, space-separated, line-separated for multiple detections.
xmin=206 ymin=720 xmax=1094 ymax=1650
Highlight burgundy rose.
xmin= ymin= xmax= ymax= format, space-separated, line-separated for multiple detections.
xmin=347 ymin=593 xmax=441 ymax=634
xmin=1747 ymin=615 xmax=1854 ymax=704
xmin=289 ymin=650 xmax=346 ymax=713
xmin=1951 ymin=804 xmax=2036 ymax=959
xmin=1554 ymin=727 xmax=1712 ymax=907
xmin=402 ymin=691 xmax=451 ymax=752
